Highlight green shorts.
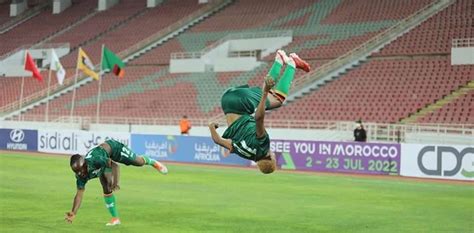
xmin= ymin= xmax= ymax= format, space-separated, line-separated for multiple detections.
xmin=106 ymin=139 xmax=137 ymax=166
xmin=221 ymin=85 xmax=270 ymax=115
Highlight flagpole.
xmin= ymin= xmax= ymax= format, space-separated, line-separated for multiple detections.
xmin=96 ymin=44 xmax=104 ymax=124
xmin=18 ymin=50 xmax=27 ymax=121
xmin=45 ymin=52 xmax=53 ymax=122
xmin=19 ymin=76 xmax=25 ymax=121
xmin=70 ymin=67 xmax=79 ymax=122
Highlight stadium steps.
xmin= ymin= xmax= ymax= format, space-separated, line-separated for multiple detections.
xmin=285 ymin=0 xmax=455 ymax=103
xmin=0 ymin=0 xmax=232 ymax=120
xmin=37 ymin=9 xmax=99 ymax=47
xmin=71 ymin=7 xmax=150 ymax=52
xmin=210 ymin=0 xmax=454 ymax=122
xmin=124 ymin=0 xmax=233 ymax=63
xmin=400 ymin=80 xmax=474 ymax=124
xmin=0 ymin=1 xmax=50 ymax=34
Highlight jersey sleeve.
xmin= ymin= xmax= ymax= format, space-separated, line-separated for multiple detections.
xmin=76 ymin=176 xmax=88 ymax=189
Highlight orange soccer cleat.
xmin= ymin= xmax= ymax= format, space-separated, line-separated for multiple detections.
xmin=289 ymin=53 xmax=311 ymax=72
xmin=106 ymin=218 xmax=121 ymax=226
xmin=153 ymin=161 xmax=169 ymax=175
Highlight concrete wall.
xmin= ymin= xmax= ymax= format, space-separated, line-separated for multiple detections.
xmin=53 ymin=0 xmax=72 ymax=14
xmin=451 ymin=47 xmax=474 ymax=65
xmin=0 ymin=120 xmax=81 ymax=130
xmin=98 ymin=0 xmax=119 ymax=11
xmin=147 ymin=0 xmax=163 ymax=8
xmin=169 ymin=58 xmax=206 ymax=73
xmin=405 ymin=132 xmax=474 ymax=146
xmin=10 ymin=0 xmax=27 ymax=17
xmin=214 ymin=57 xmax=261 ymax=72
xmin=229 ymin=37 xmax=292 ymax=58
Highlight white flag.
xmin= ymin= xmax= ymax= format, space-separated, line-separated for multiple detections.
xmin=51 ymin=49 xmax=66 ymax=85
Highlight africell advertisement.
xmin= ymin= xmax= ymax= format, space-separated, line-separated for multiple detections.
xmin=37 ymin=129 xmax=130 ymax=155
xmin=131 ymin=134 xmax=250 ymax=166
xmin=0 ymin=128 xmax=38 ymax=151
xmin=271 ymin=140 xmax=401 ymax=175
xmin=401 ymin=144 xmax=474 ymax=181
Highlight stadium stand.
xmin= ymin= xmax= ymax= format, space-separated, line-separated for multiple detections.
xmin=374 ymin=0 xmax=473 ymax=56
xmin=0 ymin=70 xmax=51 ymax=108
xmin=49 ymin=0 xmax=431 ymax=120
xmin=23 ymin=65 xmax=163 ymax=117
xmin=1 ymin=0 xmax=472 ymax=126
xmin=269 ymin=0 xmax=473 ymax=124
xmin=417 ymin=90 xmax=474 ymax=124
xmin=49 ymin=0 xmax=148 ymax=67
xmin=0 ymin=0 xmax=97 ymax=56
xmin=268 ymin=57 xmax=472 ymax=123
xmin=0 ymin=2 xmax=10 ymax=25
xmin=0 ymin=0 xmax=207 ymax=110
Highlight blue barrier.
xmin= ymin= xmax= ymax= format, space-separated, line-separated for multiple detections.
xmin=0 ymin=128 xmax=38 ymax=151
xmin=131 ymin=134 xmax=250 ymax=166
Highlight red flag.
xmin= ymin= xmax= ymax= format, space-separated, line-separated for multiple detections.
xmin=24 ymin=51 xmax=43 ymax=82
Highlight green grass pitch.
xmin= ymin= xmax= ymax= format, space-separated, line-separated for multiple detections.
xmin=0 ymin=152 xmax=472 ymax=233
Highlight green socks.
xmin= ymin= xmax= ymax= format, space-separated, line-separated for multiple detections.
xmin=275 ymin=65 xmax=296 ymax=98
xmin=141 ymin=155 xmax=157 ymax=166
xmin=268 ymin=60 xmax=283 ymax=82
xmin=104 ymin=194 xmax=119 ymax=218
xmin=267 ymin=52 xmax=296 ymax=101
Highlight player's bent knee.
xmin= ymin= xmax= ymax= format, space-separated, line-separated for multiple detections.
xmin=131 ymin=157 xmax=146 ymax=166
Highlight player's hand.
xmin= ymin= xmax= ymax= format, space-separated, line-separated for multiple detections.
xmin=264 ymin=76 xmax=275 ymax=92
xmin=208 ymin=122 xmax=219 ymax=129
xmin=112 ymin=184 xmax=120 ymax=192
xmin=65 ymin=211 xmax=75 ymax=223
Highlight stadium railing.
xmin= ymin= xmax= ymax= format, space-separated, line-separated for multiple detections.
xmin=452 ymin=38 xmax=474 ymax=48
xmin=5 ymin=114 xmax=473 ymax=143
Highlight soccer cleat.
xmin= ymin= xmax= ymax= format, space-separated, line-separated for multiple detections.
xmin=106 ymin=218 xmax=121 ymax=226
xmin=153 ymin=161 xmax=168 ymax=175
xmin=289 ymin=53 xmax=311 ymax=72
xmin=276 ymin=50 xmax=291 ymax=64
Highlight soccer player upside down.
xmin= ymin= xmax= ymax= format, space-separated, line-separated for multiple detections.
xmin=208 ymin=50 xmax=310 ymax=174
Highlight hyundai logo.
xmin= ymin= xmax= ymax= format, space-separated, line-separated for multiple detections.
xmin=10 ymin=129 xmax=25 ymax=143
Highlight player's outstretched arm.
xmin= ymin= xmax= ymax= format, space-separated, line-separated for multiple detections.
xmin=208 ymin=122 xmax=232 ymax=154
xmin=255 ymin=77 xmax=275 ymax=138
xmin=65 ymin=188 xmax=85 ymax=223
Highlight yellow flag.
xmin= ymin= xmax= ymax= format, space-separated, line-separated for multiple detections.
xmin=77 ymin=48 xmax=99 ymax=80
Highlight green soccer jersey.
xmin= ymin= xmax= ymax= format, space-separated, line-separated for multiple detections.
xmin=75 ymin=140 xmax=137 ymax=189
xmin=222 ymin=114 xmax=270 ymax=161
xmin=76 ymin=146 xmax=110 ymax=189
